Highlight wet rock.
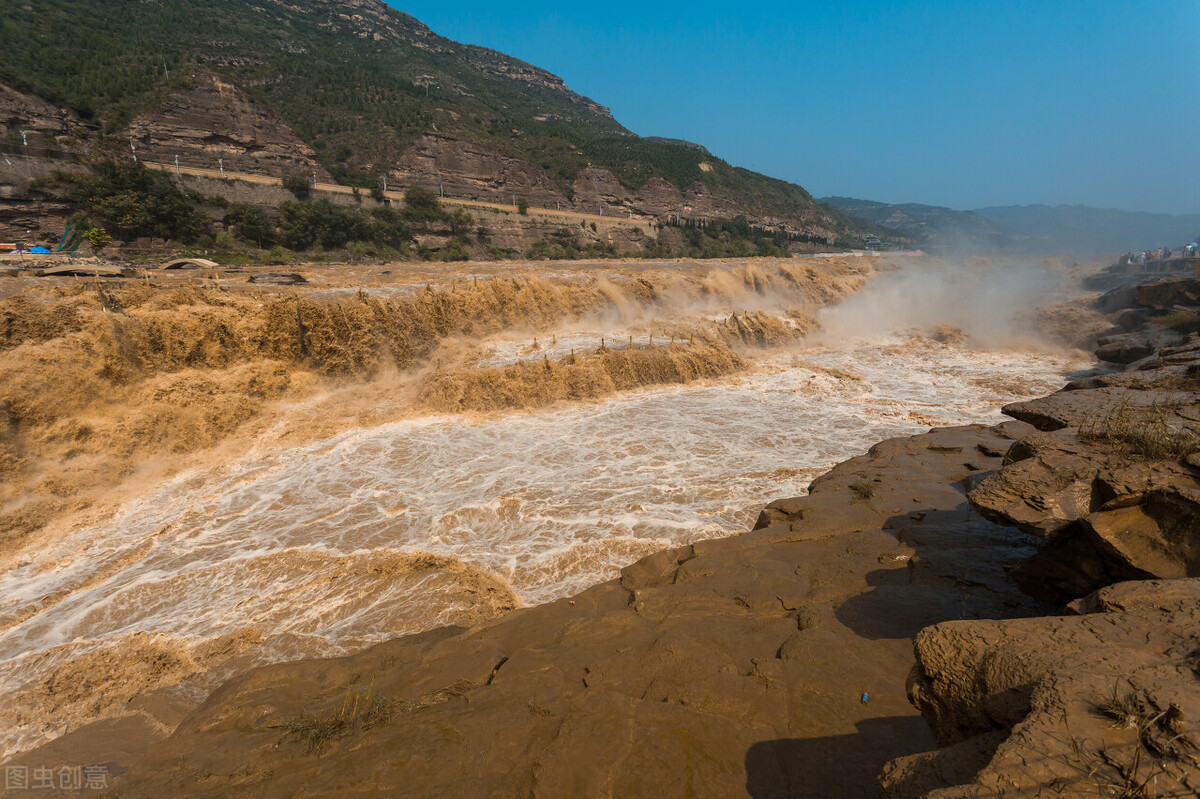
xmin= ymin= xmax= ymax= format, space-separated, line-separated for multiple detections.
xmin=1095 ymin=333 xmax=1155 ymax=364
xmin=1000 ymin=387 xmax=1181 ymax=431
xmin=248 ymin=272 xmax=307 ymax=285
xmin=967 ymin=430 xmax=1096 ymax=537
xmin=1068 ymin=576 xmax=1200 ymax=614
xmin=970 ymin=417 xmax=1200 ymax=603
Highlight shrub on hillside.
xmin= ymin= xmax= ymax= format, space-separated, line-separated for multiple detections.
xmin=278 ymin=200 xmax=414 ymax=251
xmin=227 ymin=204 xmax=274 ymax=247
xmin=59 ymin=161 xmax=211 ymax=242
xmin=282 ymin=172 xmax=313 ymax=201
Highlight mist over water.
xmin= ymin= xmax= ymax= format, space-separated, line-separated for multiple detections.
xmin=0 ymin=256 xmax=1092 ymax=758
xmin=819 ymin=257 xmax=1064 ymax=348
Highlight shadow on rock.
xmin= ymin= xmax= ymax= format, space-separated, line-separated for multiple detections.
xmin=745 ymin=716 xmax=932 ymax=799
xmin=833 ymin=505 xmax=1052 ymax=641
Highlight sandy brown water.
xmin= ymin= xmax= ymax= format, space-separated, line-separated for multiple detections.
xmin=0 ymin=255 xmax=1095 ymax=757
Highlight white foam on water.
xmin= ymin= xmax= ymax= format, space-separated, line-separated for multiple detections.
xmin=0 ymin=335 xmax=1085 ymax=757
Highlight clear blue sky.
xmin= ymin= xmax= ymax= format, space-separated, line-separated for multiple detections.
xmin=386 ymin=1 xmax=1200 ymax=215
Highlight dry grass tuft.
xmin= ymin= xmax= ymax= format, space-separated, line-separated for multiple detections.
xmin=849 ymin=479 xmax=876 ymax=500
xmin=1079 ymin=401 xmax=1199 ymax=461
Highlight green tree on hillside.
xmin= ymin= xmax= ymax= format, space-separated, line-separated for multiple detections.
xmin=85 ymin=227 xmax=112 ymax=252
xmin=282 ymin=173 xmax=313 ymax=201
xmin=60 ymin=161 xmax=211 ymax=242
xmin=227 ymin=204 xmax=274 ymax=247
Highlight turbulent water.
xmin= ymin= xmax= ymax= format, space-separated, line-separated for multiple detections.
xmin=0 ymin=254 xmax=1104 ymax=757
xmin=0 ymin=327 xmax=1084 ymax=757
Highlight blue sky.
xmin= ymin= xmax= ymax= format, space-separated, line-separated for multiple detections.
xmin=386 ymin=1 xmax=1200 ymax=215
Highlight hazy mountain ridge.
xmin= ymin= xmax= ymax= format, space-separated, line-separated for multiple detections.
xmin=824 ymin=196 xmax=1200 ymax=254
xmin=973 ymin=204 xmax=1200 ymax=253
xmin=820 ymin=196 xmax=1023 ymax=253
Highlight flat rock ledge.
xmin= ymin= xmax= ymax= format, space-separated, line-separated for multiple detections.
xmin=881 ymin=278 xmax=1200 ymax=796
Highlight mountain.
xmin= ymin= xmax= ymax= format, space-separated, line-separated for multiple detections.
xmin=824 ymin=196 xmax=1200 ymax=254
xmin=0 ymin=0 xmax=845 ymax=238
xmin=819 ymin=196 xmax=1023 ymax=253
xmin=973 ymin=205 xmax=1200 ymax=254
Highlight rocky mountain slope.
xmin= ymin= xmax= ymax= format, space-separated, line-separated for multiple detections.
xmin=820 ymin=196 xmax=1023 ymax=253
xmin=0 ymin=0 xmax=845 ymax=237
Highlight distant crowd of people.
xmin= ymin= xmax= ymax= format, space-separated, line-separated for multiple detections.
xmin=1119 ymin=245 xmax=1199 ymax=264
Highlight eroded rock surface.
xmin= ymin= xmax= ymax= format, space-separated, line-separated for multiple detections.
xmin=879 ymin=580 xmax=1200 ymax=798
xmin=967 ymin=294 xmax=1200 ymax=605
xmin=129 ymin=76 xmax=331 ymax=179
xmin=882 ymin=276 xmax=1200 ymax=796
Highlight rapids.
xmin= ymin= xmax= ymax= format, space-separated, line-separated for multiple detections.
xmin=0 ymin=254 xmax=1106 ymax=758
xmin=0 ymin=333 xmax=1083 ymax=758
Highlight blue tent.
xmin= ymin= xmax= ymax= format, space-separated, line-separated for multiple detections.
xmin=29 ymin=246 xmax=51 ymax=254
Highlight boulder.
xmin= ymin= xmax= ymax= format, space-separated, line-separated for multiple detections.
xmin=248 ymin=272 xmax=307 ymax=285
xmin=881 ymin=581 xmax=1200 ymax=797
xmin=1095 ymin=333 xmax=1155 ymax=364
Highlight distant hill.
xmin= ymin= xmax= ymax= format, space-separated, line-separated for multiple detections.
xmin=973 ymin=205 xmax=1200 ymax=253
xmin=819 ymin=196 xmax=1022 ymax=253
xmin=823 ymin=196 xmax=1200 ymax=254
xmin=0 ymin=0 xmax=847 ymax=238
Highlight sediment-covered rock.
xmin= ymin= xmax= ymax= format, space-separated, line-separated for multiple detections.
xmin=880 ymin=579 xmax=1200 ymax=798
xmin=967 ymin=302 xmax=1200 ymax=605
xmin=882 ymin=276 xmax=1200 ymax=796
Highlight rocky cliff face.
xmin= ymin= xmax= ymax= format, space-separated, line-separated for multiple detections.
xmin=0 ymin=160 xmax=82 ymax=243
xmin=390 ymin=133 xmax=566 ymax=207
xmin=129 ymin=77 xmax=330 ymax=180
xmin=391 ymin=136 xmax=840 ymax=235
xmin=0 ymin=84 xmax=75 ymax=142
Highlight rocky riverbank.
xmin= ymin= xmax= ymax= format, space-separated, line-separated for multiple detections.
xmin=4 ymin=277 xmax=1198 ymax=797
xmin=880 ymin=279 xmax=1200 ymax=797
